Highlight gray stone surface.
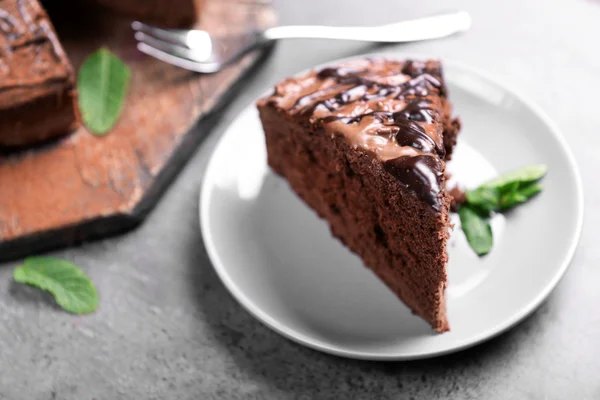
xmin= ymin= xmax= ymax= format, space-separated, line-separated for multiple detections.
xmin=1 ymin=0 xmax=600 ymax=398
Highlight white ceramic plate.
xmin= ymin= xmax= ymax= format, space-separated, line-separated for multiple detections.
xmin=199 ymin=56 xmax=583 ymax=360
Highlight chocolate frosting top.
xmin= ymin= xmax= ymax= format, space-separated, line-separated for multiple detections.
xmin=0 ymin=0 xmax=74 ymax=109
xmin=262 ymin=58 xmax=450 ymax=211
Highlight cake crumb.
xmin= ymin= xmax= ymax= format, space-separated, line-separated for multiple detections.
xmin=449 ymin=185 xmax=466 ymax=212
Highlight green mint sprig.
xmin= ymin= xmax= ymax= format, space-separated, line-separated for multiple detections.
xmin=77 ymin=47 xmax=131 ymax=135
xmin=459 ymin=205 xmax=493 ymax=255
xmin=13 ymin=257 xmax=99 ymax=315
xmin=459 ymin=164 xmax=547 ymax=256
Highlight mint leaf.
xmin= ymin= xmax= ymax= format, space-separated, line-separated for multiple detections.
xmin=459 ymin=205 xmax=493 ymax=256
xmin=518 ymin=182 xmax=543 ymax=198
xmin=78 ymin=48 xmax=131 ymax=135
xmin=13 ymin=257 xmax=98 ymax=315
xmin=481 ymin=164 xmax=547 ymax=192
xmin=465 ymin=186 xmax=500 ymax=212
xmin=466 ymin=165 xmax=547 ymax=213
xmin=459 ymin=164 xmax=547 ymax=256
xmin=499 ymin=182 xmax=543 ymax=211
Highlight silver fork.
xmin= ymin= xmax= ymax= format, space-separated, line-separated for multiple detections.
xmin=132 ymin=11 xmax=471 ymax=73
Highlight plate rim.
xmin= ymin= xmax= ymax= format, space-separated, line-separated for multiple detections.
xmin=199 ymin=52 xmax=584 ymax=361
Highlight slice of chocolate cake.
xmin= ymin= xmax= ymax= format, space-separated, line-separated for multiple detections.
xmin=0 ymin=0 xmax=79 ymax=148
xmin=90 ymin=0 xmax=202 ymax=28
xmin=257 ymin=58 xmax=460 ymax=332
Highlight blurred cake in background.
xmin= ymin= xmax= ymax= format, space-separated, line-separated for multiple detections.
xmin=0 ymin=0 xmax=79 ymax=147
xmin=90 ymin=0 xmax=203 ymax=27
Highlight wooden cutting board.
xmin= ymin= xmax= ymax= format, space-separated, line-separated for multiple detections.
xmin=0 ymin=0 xmax=276 ymax=261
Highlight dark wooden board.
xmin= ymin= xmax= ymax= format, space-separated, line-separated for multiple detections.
xmin=0 ymin=0 xmax=276 ymax=261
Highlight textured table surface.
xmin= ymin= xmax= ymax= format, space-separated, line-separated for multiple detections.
xmin=1 ymin=0 xmax=599 ymax=398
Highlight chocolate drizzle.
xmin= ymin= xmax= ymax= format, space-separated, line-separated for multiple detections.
xmin=0 ymin=9 xmax=22 ymax=40
xmin=0 ymin=0 xmax=35 ymax=44
xmin=383 ymin=155 xmax=444 ymax=211
xmin=321 ymin=103 xmax=441 ymax=155
xmin=293 ymin=68 xmax=442 ymax=116
xmin=266 ymin=58 xmax=451 ymax=210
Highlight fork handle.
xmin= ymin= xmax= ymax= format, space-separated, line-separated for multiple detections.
xmin=263 ymin=11 xmax=471 ymax=43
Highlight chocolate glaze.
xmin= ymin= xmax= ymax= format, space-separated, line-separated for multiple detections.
xmin=383 ymin=155 xmax=444 ymax=211
xmin=294 ymin=67 xmax=442 ymax=116
xmin=321 ymin=103 xmax=440 ymax=155
xmin=262 ymin=58 xmax=452 ymax=210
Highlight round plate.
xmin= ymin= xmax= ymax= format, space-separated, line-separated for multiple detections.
xmin=199 ymin=56 xmax=583 ymax=360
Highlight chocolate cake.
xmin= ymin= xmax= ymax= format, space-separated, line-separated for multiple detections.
xmin=90 ymin=0 xmax=202 ymax=28
xmin=257 ymin=58 xmax=461 ymax=332
xmin=0 ymin=0 xmax=79 ymax=147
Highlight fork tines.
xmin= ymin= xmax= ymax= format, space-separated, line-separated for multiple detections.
xmin=132 ymin=21 xmax=219 ymax=73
